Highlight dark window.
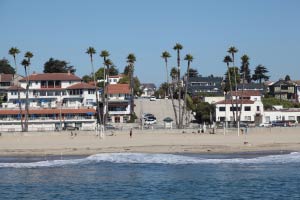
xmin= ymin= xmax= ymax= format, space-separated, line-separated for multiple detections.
xmin=230 ymin=107 xmax=241 ymax=111
xmin=244 ymin=106 xmax=251 ymax=111
xmin=219 ymin=107 xmax=225 ymax=111
xmin=257 ymin=106 xmax=260 ymax=111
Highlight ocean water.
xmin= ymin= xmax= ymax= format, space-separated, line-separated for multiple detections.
xmin=0 ymin=152 xmax=300 ymax=200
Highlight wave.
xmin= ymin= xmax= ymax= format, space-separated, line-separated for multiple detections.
xmin=1 ymin=152 xmax=300 ymax=168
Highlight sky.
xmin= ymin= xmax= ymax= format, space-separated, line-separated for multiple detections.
xmin=1 ymin=0 xmax=300 ymax=86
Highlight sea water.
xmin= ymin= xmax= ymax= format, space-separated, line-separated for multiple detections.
xmin=0 ymin=152 xmax=300 ymax=200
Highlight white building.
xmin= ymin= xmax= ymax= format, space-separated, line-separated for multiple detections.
xmin=0 ymin=72 xmax=98 ymax=131
xmin=263 ymin=109 xmax=300 ymax=124
xmin=215 ymin=90 xmax=264 ymax=124
xmin=106 ymin=84 xmax=131 ymax=123
xmin=108 ymin=74 xmax=124 ymax=85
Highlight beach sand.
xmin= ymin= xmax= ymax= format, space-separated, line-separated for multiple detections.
xmin=0 ymin=127 xmax=300 ymax=156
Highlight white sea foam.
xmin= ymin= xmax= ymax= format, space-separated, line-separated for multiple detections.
xmin=1 ymin=152 xmax=300 ymax=168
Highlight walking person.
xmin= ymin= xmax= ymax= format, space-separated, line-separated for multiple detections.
xmin=130 ymin=128 xmax=132 ymax=138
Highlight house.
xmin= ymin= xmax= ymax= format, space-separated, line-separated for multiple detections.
xmin=0 ymin=72 xmax=98 ymax=131
xmin=140 ymin=83 xmax=156 ymax=98
xmin=268 ymin=79 xmax=297 ymax=101
xmin=108 ymin=74 xmax=124 ymax=85
xmin=215 ymin=90 xmax=264 ymax=124
xmin=0 ymin=73 xmax=23 ymax=97
xmin=263 ymin=108 xmax=300 ymax=124
xmin=106 ymin=83 xmax=131 ymax=123
xmin=187 ymin=75 xmax=223 ymax=96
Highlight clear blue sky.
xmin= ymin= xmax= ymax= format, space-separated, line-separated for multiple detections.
xmin=1 ymin=0 xmax=300 ymax=86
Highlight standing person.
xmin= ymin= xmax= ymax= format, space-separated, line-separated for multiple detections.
xmin=130 ymin=128 xmax=132 ymax=138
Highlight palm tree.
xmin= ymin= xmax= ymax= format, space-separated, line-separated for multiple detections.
xmin=182 ymin=54 xmax=193 ymax=126
xmin=161 ymin=51 xmax=178 ymax=127
xmin=173 ymin=43 xmax=183 ymax=128
xmin=24 ymin=51 xmax=34 ymax=132
xmin=238 ymin=54 xmax=250 ymax=128
xmin=223 ymin=55 xmax=235 ymax=123
xmin=100 ymin=50 xmax=110 ymax=125
xmin=103 ymin=58 xmax=113 ymax=124
xmin=240 ymin=54 xmax=251 ymax=83
xmin=8 ymin=47 xmax=24 ymax=131
xmin=126 ymin=53 xmax=136 ymax=117
xmin=227 ymin=46 xmax=239 ymax=126
xmin=86 ymin=47 xmax=102 ymax=128
xmin=21 ymin=59 xmax=30 ymax=132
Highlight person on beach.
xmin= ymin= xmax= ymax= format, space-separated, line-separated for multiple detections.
xmin=130 ymin=128 xmax=132 ymax=138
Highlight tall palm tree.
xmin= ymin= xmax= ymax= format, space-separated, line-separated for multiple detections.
xmin=126 ymin=53 xmax=136 ymax=117
xmin=86 ymin=47 xmax=102 ymax=128
xmin=100 ymin=50 xmax=110 ymax=125
xmin=24 ymin=51 xmax=33 ymax=132
xmin=161 ymin=51 xmax=178 ymax=127
xmin=227 ymin=46 xmax=239 ymax=124
xmin=21 ymin=59 xmax=30 ymax=132
xmin=103 ymin=58 xmax=113 ymax=124
xmin=8 ymin=47 xmax=24 ymax=131
xmin=223 ymin=55 xmax=235 ymax=123
xmin=238 ymin=54 xmax=249 ymax=127
xmin=173 ymin=43 xmax=183 ymax=128
xmin=182 ymin=54 xmax=193 ymax=126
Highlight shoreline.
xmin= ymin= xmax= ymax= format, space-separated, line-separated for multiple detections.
xmin=0 ymin=128 xmax=300 ymax=157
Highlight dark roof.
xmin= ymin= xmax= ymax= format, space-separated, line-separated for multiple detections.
xmin=237 ymin=83 xmax=265 ymax=90
xmin=189 ymin=76 xmax=223 ymax=83
xmin=272 ymin=79 xmax=296 ymax=86
xmin=20 ymin=73 xmax=81 ymax=82
xmin=141 ymin=83 xmax=156 ymax=89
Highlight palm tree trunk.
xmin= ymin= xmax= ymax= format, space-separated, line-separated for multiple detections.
xmin=166 ymin=60 xmax=178 ymax=128
xmin=24 ymin=68 xmax=29 ymax=132
xmin=227 ymin=64 xmax=236 ymax=124
xmin=181 ymin=62 xmax=190 ymax=127
xmin=177 ymin=51 xmax=182 ymax=129
xmin=105 ymin=65 xmax=109 ymax=125
xmin=238 ymin=67 xmax=246 ymax=128
xmin=13 ymin=57 xmax=24 ymax=131
xmin=90 ymin=57 xmax=102 ymax=129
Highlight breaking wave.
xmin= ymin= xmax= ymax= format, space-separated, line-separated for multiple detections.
xmin=1 ymin=152 xmax=300 ymax=168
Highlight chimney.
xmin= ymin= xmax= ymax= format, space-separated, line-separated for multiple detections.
xmin=68 ymin=70 xmax=71 ymax=75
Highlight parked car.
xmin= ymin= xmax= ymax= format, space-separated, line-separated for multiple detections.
xmin=150 ymin=96 xmax=156 ymax=101
xmin=105 ymin=124 xmax=118 ymax=130
xmin=143 ymin=113 xmax=155 ymax=119
xmin=63 ymin=126 xmax=79 ymax=131
xmin=144 ymin=118 xmax=157 ymax=125
xmin=271 ymin=121 xmax=286 ymax=127
xmin=259 ymin=122 xmax=272 ymax=128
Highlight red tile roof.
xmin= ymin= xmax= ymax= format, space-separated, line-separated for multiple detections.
xmin=216 ymin=99 xmax=254 ymax=104
xmin=106 ymin=84 xmax=130 ymax=94
xmin=20 ymin=73 xmax=81 ymax=82
xmin=230 ymin=90 xmax=261 ymax=97
xmin=0 ymin=108 xmax=96 ymax=115
xmin=67 ymin=82 xmax=96 ymax=90
xmin=0 ymin=74 xmax=14 ymax=82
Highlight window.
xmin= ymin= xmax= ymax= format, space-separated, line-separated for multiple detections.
xmin=88 ymin=89 xmax=94 ymax=94
xmin=219 ymin=107 xmax=225 ymax=111
xmin=11 ymin=91 xmax=17 ymax=95
xmin=257 ymin=106 xmax=260 ymax=111
xmin=230 ymin=107 xmax=240 ymax=111
xmin=244 ymin=106 xmax=251 ymax=111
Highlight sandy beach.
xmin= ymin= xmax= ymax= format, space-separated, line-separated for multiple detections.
xmin=0 ymin=127 xmax=300 ymax=156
